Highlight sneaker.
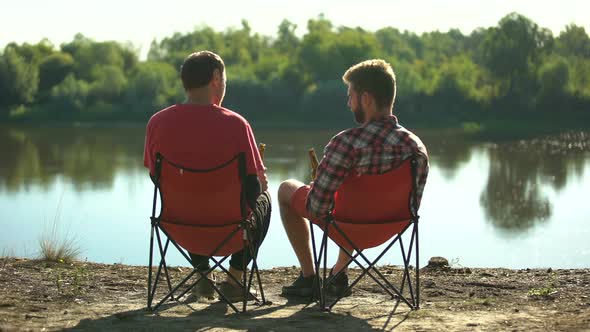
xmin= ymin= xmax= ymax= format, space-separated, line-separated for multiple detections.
xmin=327 ymin=271 xmax=352 ymax=297
xmin=281 ymin=273 xmax=316 ymax=298
xmin=186 ymin=275 xmax=215 ymax=302
xmin=218 ymin=281 xmax=256 ymax=303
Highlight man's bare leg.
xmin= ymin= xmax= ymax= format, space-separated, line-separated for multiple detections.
xmin=278 ymin=179 xmax=315 ymax=277
xmin=332 ymin=248 xmax=352 ymax=275
xmin=225 ymin=266 xmax=243 ymax=285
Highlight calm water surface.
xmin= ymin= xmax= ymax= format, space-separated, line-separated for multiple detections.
xmin=1 ymin=124 xmax=589 ymax=269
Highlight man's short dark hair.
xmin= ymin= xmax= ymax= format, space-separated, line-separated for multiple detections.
xmin=180 ymin=51 xmax=225 ymax=90
xmin=342 ymin=59 xmax=396 ymax=110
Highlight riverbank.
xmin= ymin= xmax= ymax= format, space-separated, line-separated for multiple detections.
xmin=3 ymin=110 xmax=590 ymax=134
xmin=0 ymin=258 xmax=589 ymax=331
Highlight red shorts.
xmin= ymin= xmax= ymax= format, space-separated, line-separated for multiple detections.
xmin=290 ymin=185 xmax=312 ymax=219
xmin=290 ymin=185 xmax=356 ymax=249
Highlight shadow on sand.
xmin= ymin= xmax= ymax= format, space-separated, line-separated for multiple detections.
xmin=64 ymin=295 xmax=410 ymax=331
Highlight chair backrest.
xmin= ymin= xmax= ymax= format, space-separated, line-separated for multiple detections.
xmin=327 ymin=158 xmax=417 ymax=250
xmin=154 ymin=153 xmax=247 ymax=256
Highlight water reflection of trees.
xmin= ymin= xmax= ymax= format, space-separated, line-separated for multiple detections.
xmin=2 ymin=125 xmax=588 ymax=236
xmin=0 ymin=125 xmax=484 ymax=192
xmin=257 ymin=128 xmax=338 ymax=183
xmin=480 ymin=131 xmax=589 ymax=233
xmin=0 ymin=126 xmax=145 ymax=192
xmin=0 ymin=126 xmax=339 ymax=192
xmin=419 ymin=131 xmax=475 ymax=179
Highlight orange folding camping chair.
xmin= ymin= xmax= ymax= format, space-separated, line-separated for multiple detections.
xmin=310 ymin=157 xmax=423 ymax=311
xmin=147 ymin=152 xmax=265 ymax=313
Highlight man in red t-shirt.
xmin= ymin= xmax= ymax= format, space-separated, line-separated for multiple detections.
xmin=143 ymin=51 xmax=271 ymax=302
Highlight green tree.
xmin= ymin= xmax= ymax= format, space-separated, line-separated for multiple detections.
xmin=536 ymin=56 xmax=569 ymax=110
xmin=125 ymin=61 xmax=181 ymax=113
xmin=420 ymin=29 xmax=466 ymax=63
xmin=48 ymin=74 xmax=90 ymax=114
xmin=61 ymin=34 xmax=138 ymax=81
xmin=466 ymin=27 xmax=489 ymax=64
xmin=393 ymin=60 xmax=426 ymax=113
xmin=275 ymin=19 xmax=300 ymax=53
xmin=555 ymin=24 xmax=590 ymax=58
xmin=299 ymin=16 xmax=380 ymax=84
xmin=0 ymin=49 xmax=39 ymax=109
xmin=481 ymin=13 xmax=553 ymax=105
xmin=38 ymin=52 xmax=75 ymax=93
xmin=298 ymin=15 xmax=337 ymax=83
xmin=567 ymin=58 xmax=590 ymax=101
xmin=300 ymin=80 xmax=348 ymax=120
xmin=149 ymin=26 xmax=225 ymax=69
xmin=375 ymin=27 xmax=417 ymax=62
xmin=430 ymin=55 xmax=493 ymax=112
xmin=3 ymin=39 xmax=54 ymax=64
xmin=89 ymin=65 xmax=128 ymax=103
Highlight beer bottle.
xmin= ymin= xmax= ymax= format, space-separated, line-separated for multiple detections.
xmin=258 ymin=143 xmax=266 ymax=160
xmin=308 ymin=148 xmax=319 ymax=181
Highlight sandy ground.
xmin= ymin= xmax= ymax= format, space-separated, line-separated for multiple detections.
xmin=0 ymin=257 xmax=589 ymax=331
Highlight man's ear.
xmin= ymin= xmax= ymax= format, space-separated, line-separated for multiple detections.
xmin=361 ymin=91 xmax=373 ymax=107
xmin=212 ymin=69 xmax=222 ymax=86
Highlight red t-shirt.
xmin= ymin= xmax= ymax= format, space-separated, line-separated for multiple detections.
xmin=143 ymin=104 xmax=264 ymax=176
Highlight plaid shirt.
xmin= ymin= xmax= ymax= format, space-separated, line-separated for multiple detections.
xmin=306 ymin=115 xmax=429 ymax=217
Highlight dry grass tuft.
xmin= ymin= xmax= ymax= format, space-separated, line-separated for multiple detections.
xmin=38 ymin=193 xmax=81 ymax=263
xmin=39 ymin=231 xmax=81 ymax=263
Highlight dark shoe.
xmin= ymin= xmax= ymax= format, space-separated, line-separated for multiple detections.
xmin=218 ymin=281 xmax=256 ymax=303
xmin=186 ymin=276 xmax=216 ymax=302
xmin=281 ymin=273 xmax=316 ymax=298
xmin=327 ymin=271 xmax=352 ymax=297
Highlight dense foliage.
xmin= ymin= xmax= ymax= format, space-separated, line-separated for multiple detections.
xmin=1 ymin=13 xmax=589 ymax=126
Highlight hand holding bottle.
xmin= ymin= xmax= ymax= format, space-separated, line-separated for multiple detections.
xmin=308 ymin=148 xmax=319 ymax=182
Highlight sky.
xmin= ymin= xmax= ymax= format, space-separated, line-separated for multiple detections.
xmin=1 ymin=0 xmax=589 ymax=59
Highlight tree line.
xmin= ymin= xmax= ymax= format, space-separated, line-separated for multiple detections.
xmin=1 ymin=12 xmax=589 ymax=125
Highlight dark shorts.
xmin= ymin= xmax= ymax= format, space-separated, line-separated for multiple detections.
xmin=251 ymin=191 xmax=272 ymax=236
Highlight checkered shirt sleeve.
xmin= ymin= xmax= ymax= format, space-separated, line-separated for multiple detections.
xmin=306 ymin=132 xmax=354 ymax=217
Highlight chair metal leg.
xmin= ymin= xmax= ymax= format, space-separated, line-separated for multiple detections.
xmin=321 ymin=223 xmax=330 ymax=311
xmin=326 ymin=246 xmax=410 ymax=310
xmin=399 ymin=223 xmax=419 ymax=309
xmin=399 ymin=232 xmax=417 ymax=306
xmin=148 ymin=182 xmax=159 ymax=310
xmin=147 ymin=223 xmax=268 ymax=314
xmin=150 ymin=231 xmax=175 ymax=306
xmin=155 ymin=229 xmax=174 ymax=299
xmin=149 ymin=248 xmax=166 ymax=303
xmin=415 ymin=221 xmax=420 ymax=309
xmin=254 ymin=260 xmax=266 ymax=304
xmin=242 ymin=236 xmax=247 ymax=313
xmin=152 ymin=269 xmax=198 ymax=311
xmin=246 ymin=227 xmax=266 ymax=305
xmin=323 ymin=222 xmax=417 ymax=310
xmin=252 ymin=237 xmax=266 ymax=305
xmin=309 ymin=221 xmax=324 ymax=306
xmin=147 ymin=226 xmax=155 ymax=309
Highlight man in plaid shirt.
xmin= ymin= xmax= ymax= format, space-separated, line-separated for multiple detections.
xmin=278 ymin=59 xmax=429 ymax=298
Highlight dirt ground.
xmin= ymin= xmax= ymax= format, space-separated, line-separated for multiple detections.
xmin=0 ymin=257 xmax=589 ymax=331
